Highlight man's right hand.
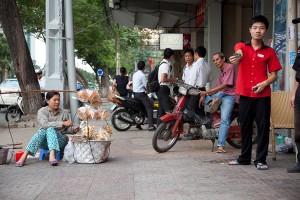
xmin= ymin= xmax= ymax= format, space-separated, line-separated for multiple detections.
xmin=229 ymin=56 xmax=239 ymax=64
xmin=229 ymin=51 xmax=243 ymax=64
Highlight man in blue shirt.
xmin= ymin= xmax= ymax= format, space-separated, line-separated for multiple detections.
xmin=132 ymin=61 xmax=156 ymax=131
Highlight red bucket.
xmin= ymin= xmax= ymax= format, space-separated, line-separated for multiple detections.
xmin=15 ymin=150 xmax=24 ymax=162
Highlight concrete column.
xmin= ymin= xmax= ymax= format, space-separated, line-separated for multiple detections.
xmin=45 ymin=0 xmax=65 ymax=106
xmin=206 ymin=1 xmax=222 ymax=88
xmin=287 ymin=0 xmax=297 ymax=92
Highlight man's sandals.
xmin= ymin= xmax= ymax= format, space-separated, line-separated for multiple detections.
xmin=255 ymin=163 xmax=268 ymax=170
xmin=228 ymin=160 xmax=268 ymax=170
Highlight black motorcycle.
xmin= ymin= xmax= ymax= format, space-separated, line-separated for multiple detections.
xmin=110 ymin=94 xmax=160 ymax=131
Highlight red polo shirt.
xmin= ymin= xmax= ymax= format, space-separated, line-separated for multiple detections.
xmin=234 ymin=41 xmax=282 ymax=97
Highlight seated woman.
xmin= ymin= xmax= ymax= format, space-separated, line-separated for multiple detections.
xmin=15 ymin=91 xmax=79 ymax=167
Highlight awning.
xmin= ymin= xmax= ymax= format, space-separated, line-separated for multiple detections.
xmin=109 ymin=0 xmax=202 ymax=32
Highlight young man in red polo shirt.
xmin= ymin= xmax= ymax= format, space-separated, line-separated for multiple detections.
xmin=228 ymin=15 xmax=282 ymax=170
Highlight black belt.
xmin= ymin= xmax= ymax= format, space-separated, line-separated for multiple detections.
xmin=133 ymin=92 xmax=146 ymax=94
xmin=160 ymin=85 xmax=169 ymax=88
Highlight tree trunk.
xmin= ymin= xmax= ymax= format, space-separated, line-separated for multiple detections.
xmin=75 ymin=68 xmax=89 ymax=89
xmin=100 ymin=67 xmax=109 ymax=97
xmin=94 ymin=67 xmax=109 ymax=97
xmin=0 ymin=0 xmax=42 ymax=114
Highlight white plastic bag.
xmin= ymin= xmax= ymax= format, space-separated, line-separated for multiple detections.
xmin=63 ymin=141 xmax=75 ymax=164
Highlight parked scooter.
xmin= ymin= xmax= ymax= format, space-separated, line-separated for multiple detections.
xmin=110 ymin=93 xmax=158 ymax=131
xmin=152 ymin=81 xmax=258 ymax=153
xmin=5 ymin=94 xmax=24 ymax=123
xmin=110 ymin=93 xmax=176 ymax=131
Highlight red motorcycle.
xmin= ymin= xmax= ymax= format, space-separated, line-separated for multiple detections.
xmin=152 ymin=81 xmax=258 ymax=153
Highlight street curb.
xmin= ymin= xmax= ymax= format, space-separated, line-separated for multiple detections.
xmin=0 ymin=121 xmax=37 ymax=128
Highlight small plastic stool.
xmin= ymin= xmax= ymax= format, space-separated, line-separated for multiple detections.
xmin=39 ymin=149 xmax=61 ymax=160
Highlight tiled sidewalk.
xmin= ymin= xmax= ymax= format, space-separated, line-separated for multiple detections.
xmin=0 ymin=124 xmax=299 ymax=200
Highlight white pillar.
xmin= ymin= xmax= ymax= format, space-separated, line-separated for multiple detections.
xmin=206 ymin=1 xmax=222 ymax=88
xmin=287 ymin=0 xmax=297 ymax=92
xmin=45 ymin=0 xmax=65 ymax=106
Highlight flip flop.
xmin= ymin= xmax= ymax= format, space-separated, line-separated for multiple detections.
xmin=15 ymin=161 xmax=25 ymax=167
xmin=228 ymin=160 xmax=240 ymax=165
xmin=216 ymin=147 xmax=226 ymax=153
xmin=49 ymin=160 xmax=58 ymax=166
xmin=256 ymin=163 xmax=268 ymax=170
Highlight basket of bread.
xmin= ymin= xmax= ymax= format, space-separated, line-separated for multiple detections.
xmin=64 ymin=90 xmax=113 ymax=164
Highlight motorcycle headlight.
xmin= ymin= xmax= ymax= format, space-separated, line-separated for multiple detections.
xmin=187 ymin=88 xmax=200 ymax=96
xmin=178 ymin=86 xmax=187 ymax=95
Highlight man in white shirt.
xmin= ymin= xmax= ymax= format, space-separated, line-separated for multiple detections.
xmin=35 ymin=69 xmax=46 ymax=99
xmin=132 ymin=61 xmax=156 ymax=131
xmin=156 ymin=48 xmax=176 ymax=126
xmin=184 ymin=46 xmax=211 ymax=140
xmin=187 ymin=46 xmax=211 ymax=116
xmin=182 ymin=48 xmax=194 ymax=84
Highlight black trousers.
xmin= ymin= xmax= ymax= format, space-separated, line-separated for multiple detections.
xmin=156 ymin=85 xmax=172 ymax=126
xmin=134 ymin=92 xmax=154 ymax=128
xmin=186 ymin=87 xmax=206 ymax=117
xmin=237 ymin=96 xmax=271 ymax=165
xmin=295 ymin=86 xmax=300 ymax=164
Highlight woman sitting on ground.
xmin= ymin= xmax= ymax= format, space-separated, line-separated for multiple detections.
xmin=15 ymin=91 xmax=79 ymax=167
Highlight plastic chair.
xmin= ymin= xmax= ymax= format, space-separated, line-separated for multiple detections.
xmin=270 ymin=91 xmax=294 ymax=160
xmin=39 ymin=149 xmax=61 ymax=160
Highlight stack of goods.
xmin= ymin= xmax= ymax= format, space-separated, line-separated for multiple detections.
xmin=77 ymin=89 xmax=102 ymax=108
xmin=82 ymin=125 xmax=112 ymax=141
xmin=75 ymin=89 xmax=112 ymax=142
xmin=77 ymin=106 xmax=110 ymax=121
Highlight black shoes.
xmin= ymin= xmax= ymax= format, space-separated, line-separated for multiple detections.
xmin=136 ymin=125 xmax=143 ymax=130
xmin=287 ymin=165 xmax=300 ymax=173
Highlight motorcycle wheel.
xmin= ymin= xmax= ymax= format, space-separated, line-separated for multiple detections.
xmin=111 ymin=109 xmax=132 ymax=131
xmin=152 ymin=120 xmax=180 ymax=153
xmin=5 ymin=106 xmax=22 ymax=123
xmin=226 ymin=117 xmax=258 ymax=149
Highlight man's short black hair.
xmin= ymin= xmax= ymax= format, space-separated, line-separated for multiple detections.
xmin=249 ymin=15 xmax=269 ymax=30
xmin=120 ymin=67 xmax=126 ymax=74
xmin=184 ymin=48 xmax=194 ymax=56
xmin=163 ymin=48 xmax=174 ymax=59
xmin=195 ymin=46 xmax=206 ymax=58
xmin=137 ymin=61 xmax=145 ymax=70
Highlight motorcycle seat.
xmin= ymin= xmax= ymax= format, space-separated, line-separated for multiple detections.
xmin=122 ymin=96 xmax=142 ymax=104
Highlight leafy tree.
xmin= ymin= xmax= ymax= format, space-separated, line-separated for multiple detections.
xmin=0 ymin=33 xmax=13 ymax=81
xmin=0 ymin=0 xmax=43 ymax=115
xmin=17 ymin=0 xmax=46 ymax=41
xmin=16 ymin=0 xmax=142 ymax=97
